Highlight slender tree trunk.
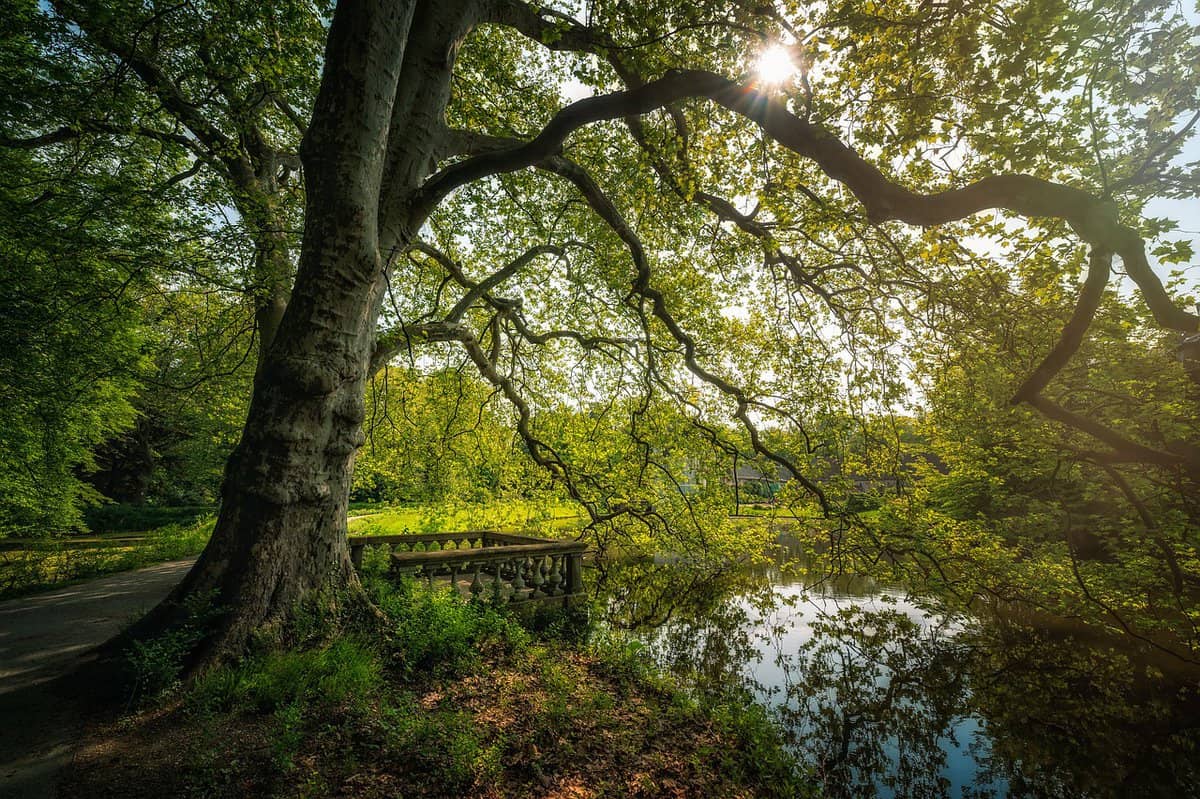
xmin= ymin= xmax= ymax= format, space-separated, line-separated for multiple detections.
xmin=251 ymin=226 xmax=292 ymax=371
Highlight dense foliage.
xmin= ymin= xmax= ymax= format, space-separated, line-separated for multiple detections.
xmin=0 ymin=0 xmax=1197 ymax=658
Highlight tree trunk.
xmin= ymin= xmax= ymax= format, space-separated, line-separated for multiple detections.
xmin=124 ymin=0 xmax=433 ymax=664
xmin=124 ymin=0 xmax=486 ymax=666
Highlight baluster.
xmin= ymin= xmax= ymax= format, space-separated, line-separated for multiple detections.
xmin=529 ymin=556 xmax=545 ymax=597
xmin=511 ymin=556 xmax=527 ymax=601
xmin=449 ymin=564 xmax=460 ymax=597
xmin=469 ymin=565 xmax=483 ymax=599
xmin=492 ymin=561 xmax=504 ymax=602
xmin=547 ymin=555 xmax=563 ymax=596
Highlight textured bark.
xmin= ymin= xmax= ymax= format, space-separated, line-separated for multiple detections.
xmin=131 ymin=0 xmax=443 ymax=663
xmin=124 ymin=0 xmax=493 ymax=666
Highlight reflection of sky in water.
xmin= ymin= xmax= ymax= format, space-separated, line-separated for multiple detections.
xmin=627 ymin=567 xmax=1007 ymax=798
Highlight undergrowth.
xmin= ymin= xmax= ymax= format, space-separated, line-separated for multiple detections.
xmin=104 ymin=565 xmax=809 ymax=798
xmin=0 ymin=516 xmax=213 ymax=599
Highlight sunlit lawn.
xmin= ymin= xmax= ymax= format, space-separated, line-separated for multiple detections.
xmin=2 ymin=496 xmax=857 ymax=597
xmin=348 ymin=499 xmax=584 ymax=537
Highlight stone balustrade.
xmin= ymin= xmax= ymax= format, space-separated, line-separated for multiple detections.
xmin=347 ymin=530 xmax=586 ymax=604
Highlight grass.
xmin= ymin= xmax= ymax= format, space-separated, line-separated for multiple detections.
xmin=0 ymin=516 xmax=213 ymax=600
xmin=0 ymin=498 xmax=582 ymax=600
xmin=64 ymin=569 xmax=811 ymax=798
xmin=348 ymin=498 xmax=584 ymax=537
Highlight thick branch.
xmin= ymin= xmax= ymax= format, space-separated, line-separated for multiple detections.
xmin=1027 ymin=395 xmax=1190 ymax=469
xmin=444 ymin=243 xmax=564 ymax=321
xmin=418 ymin=69 xmax=1197 ymax=332
xmin=0 ymin=119 xmax=202 ymax=155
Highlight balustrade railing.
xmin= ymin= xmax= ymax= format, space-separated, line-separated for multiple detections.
xmin=347 ymin=530 xmax=586 ymax=604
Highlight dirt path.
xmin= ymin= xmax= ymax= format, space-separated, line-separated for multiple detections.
xmin=0 ymin=559 xmax=194 ymax=799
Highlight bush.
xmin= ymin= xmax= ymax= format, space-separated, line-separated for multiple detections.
xmin=845 ymin=492 xmax=882 ymax=513
xmin=125 ymin=590 xmax=222 ymax=702
xmin=84 ymin=504 xmax=213 ymax=533
xmin=370 ymin=577 xmax=528 ymax=677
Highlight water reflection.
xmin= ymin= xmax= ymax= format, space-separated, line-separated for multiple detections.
xmin=590 ymin=543 xmax=1200 ymax=798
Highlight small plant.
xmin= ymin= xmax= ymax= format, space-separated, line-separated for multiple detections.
xmin=270 ymin=701 xmax=304 ymax=772
xmin=125 ymin=589 xmax=222 ymax=702
xmin=383 ymin=704 xmax=504 ymax=791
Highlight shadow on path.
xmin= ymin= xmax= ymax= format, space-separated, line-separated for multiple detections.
xmin=0 ymin=559 xmax=194 ymax=799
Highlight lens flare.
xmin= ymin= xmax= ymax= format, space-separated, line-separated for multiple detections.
xmin=755 ymin=45 xmax=795 ymax=84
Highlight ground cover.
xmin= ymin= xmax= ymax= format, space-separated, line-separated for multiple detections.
xmin=62 ymin=571 xmax=807 ymax=798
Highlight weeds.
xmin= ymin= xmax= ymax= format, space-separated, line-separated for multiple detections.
xmin=190 ymin=638 xmax=382 ymax=715
xmin=109 ymin=579 xmax=810 ymax=797
xmin=364 ymin=573 xmax=530 ymax=677
xmin=125 ymin=589 xmax=222 ymax=703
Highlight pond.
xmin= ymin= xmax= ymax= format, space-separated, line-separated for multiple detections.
xmin=590 ymin=536 xmax=1200 ymax=798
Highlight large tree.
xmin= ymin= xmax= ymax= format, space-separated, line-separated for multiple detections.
xmin=7 ymin=0 xmax=1199 ymax=660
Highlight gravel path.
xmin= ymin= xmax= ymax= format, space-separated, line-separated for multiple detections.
xmin=0 ymin=559 xmax=194 ymax=799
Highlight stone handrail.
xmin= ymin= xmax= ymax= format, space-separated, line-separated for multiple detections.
xmin=347 ymin=530 xmax=586 ymax=604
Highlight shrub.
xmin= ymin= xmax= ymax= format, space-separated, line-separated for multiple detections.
xmin=391 ymin=585 xmax=525 ymax=676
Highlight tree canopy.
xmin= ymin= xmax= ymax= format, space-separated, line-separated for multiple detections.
xmin=2 ymin=0 xmax=1198 ymax=661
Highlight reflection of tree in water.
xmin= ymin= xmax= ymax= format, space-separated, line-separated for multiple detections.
xmin=593 ymin=558 xmax=771 ymax=695
xmin=774 ymin=607 xmax=972 ymax=799
xmin=962 ymin=622 xmax=1200 ymax=798
xmin=594 ymin=557 xmax=1200 ymax=799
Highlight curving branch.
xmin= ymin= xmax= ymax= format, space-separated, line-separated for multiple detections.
xmin=539 ymin=155 xmax=832 ymax=512
xmin=1011 ymin=248 xmax=1111 ymax=405
xmin=371 ymin=240 xmax=639 ymax=374
xmin=417 ymin=69 xmax=1197 ymax=334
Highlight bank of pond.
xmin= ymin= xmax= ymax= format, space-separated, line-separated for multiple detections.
xmin=598 ymin=540 xmax=1200 ymax=797
xmin=67 ymin=534 xmax=1200 ymax=798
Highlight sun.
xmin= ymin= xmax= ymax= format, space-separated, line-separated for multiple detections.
xmin=755 ymin=45 xmax=795 ymax=85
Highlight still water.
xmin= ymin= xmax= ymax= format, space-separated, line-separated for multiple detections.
xmin=591 ymin=539 xmax=1200 ymax=798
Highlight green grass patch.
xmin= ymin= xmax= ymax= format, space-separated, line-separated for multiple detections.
xmin=191 ymin=638 xmax=383 ymax=715
xmin=348 ymin=498 xmax=583 ymax=537
xmin=0 ymin=516 xmax=213 ymax=599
